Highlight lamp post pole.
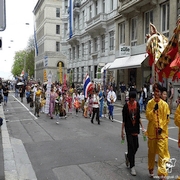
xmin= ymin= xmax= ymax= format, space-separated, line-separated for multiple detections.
xmin=23 ymin=23 xmax=30 ymax=82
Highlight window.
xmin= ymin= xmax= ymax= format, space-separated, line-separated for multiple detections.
xmin=56 ymin=25 xmax=60 ymax=34
xmin=72 ymin=47 xmax=75 ymax=59
xmin=161 ymin=2 xmax=169 ymax=37
xmin=119 ymin=22 xmax=125 ymax=45
xmin=109 ymin=31 xmax=114 ymax=51
xmin=94 ymin=65 xmax=97 ymax=78
xmin=64 ymin=23 xmax=68 ymax=37
xmin=95 ymin=1 xmax=98 ymax=16
xmin=56 ymin=8 xmax=60 ymax=17
xmin=77 ymin=45 xmax=79 ymax=59
xmin=131 ymin=17 xmax=137 ymax=46
xmin=77 ymin=67 xmax=79 ymax=81
xmin=82 ymin=11 xmax=85 ymax=28
xmin=81 ymin=67 xmax=84 ymax=81
xmin=82 ymin=43 xmax=85 ymax=57
xmin=101 ymin=34 xmax=105 ymax=53
xmin=56 ymin=42 xmax=60 ymax=51
xmin=110 ymin=0 xmax=113 ymax=11
xmin=89 ymin=5 xmax=92 ymax=19
xmin=69 ymin=48 xmax=71 ymax=60
xmin=88 ymin=40 xmax=91 ymax=55
xmin=88 ymin=66 xmax=91 ymax=77
xmin=77 ymin=15 xmax=80 ymax=30
xmin=102 ymin=0 xmax=105 ymax=13
xmin=144 ymin=10 xmax=153 ymax=42
xmin=94 ymin=37 xmax=98 ymax=52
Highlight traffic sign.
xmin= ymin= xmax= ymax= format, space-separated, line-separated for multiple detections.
xmin=0 ymin=0 xmax=6 ymax=31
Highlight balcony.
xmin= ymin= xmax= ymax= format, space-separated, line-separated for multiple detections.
xmin=67 ymin=28 xmax=81 ymax=44
xmin=118 ymin=0 xmax=157 ymax=15
xmin=73 ymin=0 xmax=81 ymax=14
xmin=86 ymin=13 xmax=107 ymax=36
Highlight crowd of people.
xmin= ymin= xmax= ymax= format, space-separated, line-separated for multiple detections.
xmin=11 ymin=80 xmax=118 ymax=126
xmin=121 ymin=82 xmax=180 ymax=180
xmin=1 ymin=78 xmax=180 ymax=179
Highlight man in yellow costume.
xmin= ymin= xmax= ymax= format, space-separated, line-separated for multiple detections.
xmin=174 ymin=104 xmax=180 ymax=180
xmin=146 ymin=83 xmax=170 ymax=180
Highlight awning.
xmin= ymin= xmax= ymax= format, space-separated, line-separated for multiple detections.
xmin=108 ymin=53 xmax=148 ymax=70
xmin=101 ymin=63 xmax=112 ymax=73
xmin=108 ymin=57 xmax=129 ymax=70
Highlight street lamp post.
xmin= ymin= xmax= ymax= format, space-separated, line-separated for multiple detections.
xmin=23 ymin=23 xmax=30 ymax=82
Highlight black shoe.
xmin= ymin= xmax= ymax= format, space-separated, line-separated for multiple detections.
xmin=37 ymin=114 xmax=40 ymax=117
xmin=98 ymin=121 xmax=100 ymax=125
xmin=91 ymin=120 xmax=93 ymax=124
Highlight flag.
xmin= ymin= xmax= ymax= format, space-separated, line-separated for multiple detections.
xmin=34 ymin=26 xmax=38 ymax=56
xmin=83 ymin=74 xmax=93 ymax=98
xmin=68 ymin=0 xmax=73 ymax=39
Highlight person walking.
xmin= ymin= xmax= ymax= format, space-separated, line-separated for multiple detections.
xmin=121 ymin=91 xmax=144 ymax=176
xmin=49 ymin=86 xmax=57 ymax=119
xmin=3 ymin=84 xmax=9 ymax=106
xmin=91 ymin=90 xmax=100 ymax=125
xmin=168 ymin=82 xmax=174 ymax=114
xmin=34 ymin=86 xmax=42 ymax=117
xmin=146 ymin=83 xmax=170 ymax=180
xmin=99 ymin=87 xmax=104 ymax=118
xmin=107 ymin=85 xmax=117 ymax=122
xmin=138 ymin=87 xmax=145 ymax=113
xmin=19 ymin=85 xmax=25 ymax=102
xmin=143 ymin=84 xmax=148 ymax=110
xmin=120 ymin=82 xmax=126 ymax=105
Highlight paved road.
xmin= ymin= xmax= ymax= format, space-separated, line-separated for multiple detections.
xmin=1 ymin=93 xmax=180 ymax=180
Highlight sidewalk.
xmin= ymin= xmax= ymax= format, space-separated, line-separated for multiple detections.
xmin=0 ymin=101 xmax=37 ymax=180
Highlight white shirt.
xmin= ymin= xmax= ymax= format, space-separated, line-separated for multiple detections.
xmin=107 ymin=91 xmax=117 ymax=103
xmin=92 ymin=94 xmax=100 ymax=108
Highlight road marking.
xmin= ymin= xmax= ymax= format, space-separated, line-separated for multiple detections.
xmin=12 ymin=95 xmax=38 ymax=120
xmin=168 ymin=127 xmax=178 ymax=129
xmin=6 ymin=118 xmax=34 ymax=122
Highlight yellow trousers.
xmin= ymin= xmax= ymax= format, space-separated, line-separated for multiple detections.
xmin=148 ymin=138 xmax=168 ymax=177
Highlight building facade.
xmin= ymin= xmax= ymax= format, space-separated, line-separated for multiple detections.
xmin=113 ymin=0 xmax=179 ymax=91
xmin=33 ymin=0 xmax=67 ymax=83
xmin=64 ymin=0 xmax=118 ymax=85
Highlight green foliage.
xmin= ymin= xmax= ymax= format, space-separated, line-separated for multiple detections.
xmin=11 ymin=36 xmax=35 ymax=78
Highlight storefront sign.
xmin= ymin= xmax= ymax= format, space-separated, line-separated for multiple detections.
xmin=119 ymin=46 xmax=131 ymax=56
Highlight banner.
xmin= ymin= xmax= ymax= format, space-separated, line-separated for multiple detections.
xmin=44 ymin=71 xmax=52 ymax=114
xmin=69 ymin=0 xmax=73 ymax=39
xmin=59 ymin=62 xmax=63 ymax=84
xmin=43 ymin=69 xmax=47 ymax=82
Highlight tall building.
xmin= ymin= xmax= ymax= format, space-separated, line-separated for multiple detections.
xmin=33 ymin=0 xmax=67 ymax=83
xmin=112 ymin=0 xmax=178 ymax=90
xmin=64 ymin=0 xmax=118 ymax=85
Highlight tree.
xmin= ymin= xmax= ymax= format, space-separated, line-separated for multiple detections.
xmin=11 ymin=35 xmax=35 ymax=78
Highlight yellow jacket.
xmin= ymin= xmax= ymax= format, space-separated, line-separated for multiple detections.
xmin=174 ymin=105 xmax=180 ymax=148
xmin=146 ymin=98 xmax=170 ymax=139
xmin=174 ymin=104 xmax=180 ymax=126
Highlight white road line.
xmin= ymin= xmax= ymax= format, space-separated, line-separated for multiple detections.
xmin=12 ymin=95 xmax=38 ymax=120
xmin=7 ymin=119 xmax=34 ymax=122
xmin=112 ymin=118 xmax=179 ymax=143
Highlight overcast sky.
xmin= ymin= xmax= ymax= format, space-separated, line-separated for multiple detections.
xmin=0 ymin=0 xmax=38 ymax=79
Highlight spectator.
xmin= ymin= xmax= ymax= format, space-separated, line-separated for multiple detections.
xmin=120 ymin=82 xmax=126 ymax=105
xmin=168 ymin=82 xmax=174 ymax=114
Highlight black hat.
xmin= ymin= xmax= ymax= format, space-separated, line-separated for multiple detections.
xmin=129 ymin=91 xmax=136 ymax=99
